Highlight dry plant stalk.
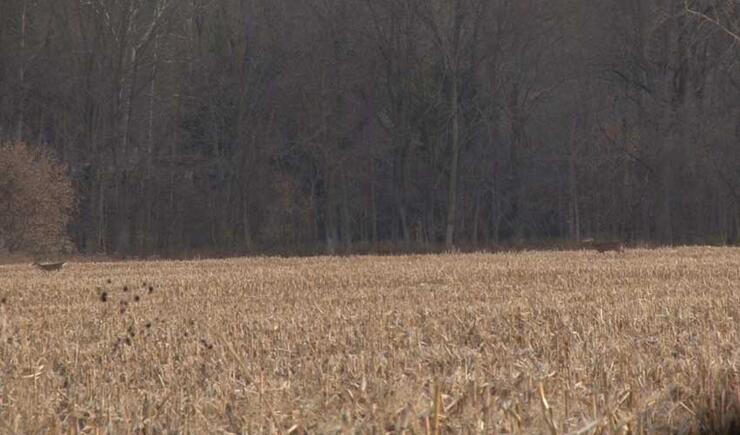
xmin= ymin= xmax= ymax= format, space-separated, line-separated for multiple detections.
xmin=0 ymin=246 xmax=737 ymax=433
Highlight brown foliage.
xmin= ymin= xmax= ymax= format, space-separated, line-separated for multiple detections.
xmin=0 ymin=142 xmax=75 ymax=255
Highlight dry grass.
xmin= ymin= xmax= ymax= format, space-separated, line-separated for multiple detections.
xmin=0 ymin=247 xmax=738 ymax=434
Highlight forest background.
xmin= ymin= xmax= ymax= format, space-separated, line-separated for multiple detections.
xmin=0 ymin=0 xmax=738 ymax=257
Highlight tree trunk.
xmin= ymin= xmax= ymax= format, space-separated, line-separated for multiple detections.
xmin=324 ymin=169 xmax=339 ymax=255
xmin=310 ymin=178 xmax=320 ymax=242
xmin=472 ymin=191 xmax=480 ymax=245
xmin=141 ymin=37 xmax=158 ymax=254
xmin=445 ymin=72 xmax=460 ymax=249
xmin=507 ymin=83 xmax=525 ymax=241
xmin=729 ymin=205 xmax=739 ymax=245
xmin=242 ymin=193 xmax=253 ymax=253
xmin=370 ymin=163 xmax=378 ymax=244
xmin=568 ymin=119 xmax=581 ymax=241
xmin=340 ymin=169 xmax=352 ymax=253
xmin=491 ymin=189 xmax=501 ymax=243
xmin=96 ymin=171 xmax=106 ymax=252
xmin=393 ymin=148 xmax=411 ymax=243
xmin=656 ymin=146 xmax=674 ymax=244
xmin=15 ymin=0 xmax=28 ymax=142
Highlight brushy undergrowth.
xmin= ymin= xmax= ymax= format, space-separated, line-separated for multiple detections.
xmin=0 ymin=247 xmax=738 ymax=433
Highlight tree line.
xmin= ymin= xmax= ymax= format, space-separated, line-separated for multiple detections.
xmin=1 ymin=0 xmax=738 ymax=256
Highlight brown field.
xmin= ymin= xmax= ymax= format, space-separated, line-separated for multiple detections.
xmin=0 ymin=247 xmax=738 ymax=434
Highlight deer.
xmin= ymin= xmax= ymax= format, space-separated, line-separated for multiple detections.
xmin=32 ymin=261 xmax=67 ymax=272
xmin=582 ymin=239 xmax=625 ymax=253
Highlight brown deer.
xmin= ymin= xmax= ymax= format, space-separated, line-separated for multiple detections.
xmin=582 ymin=239 xmax=625 ymax=253
xmin=32 ymin=261 xmax=66 ymax=272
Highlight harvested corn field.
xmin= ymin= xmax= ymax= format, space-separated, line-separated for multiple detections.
xmin=0 ymin=247 xmax=738 ymax=433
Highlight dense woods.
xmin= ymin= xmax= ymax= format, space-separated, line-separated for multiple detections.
xmin=0 ymin=0 xmax=738 ymax=256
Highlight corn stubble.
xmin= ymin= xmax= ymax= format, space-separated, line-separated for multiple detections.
xmin=0 ymin=247 xmax=738 ymax=433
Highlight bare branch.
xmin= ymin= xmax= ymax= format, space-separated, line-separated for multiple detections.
xmin=684 ymin=1 xmax=740 ymax=44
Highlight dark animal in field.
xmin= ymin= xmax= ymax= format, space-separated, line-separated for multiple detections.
xmin=582 ymin=239 xmax=625 ymax=253
xmin=32 ymin=261 xmax=66 ymax=272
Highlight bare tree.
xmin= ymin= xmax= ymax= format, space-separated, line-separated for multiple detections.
xmin=684 ymin=0 xmax=740 ymax=44
xmin=1 ymin=0 xmax=737 ymax=256
xmin=416 ymin=0 xmax=489 ymax=249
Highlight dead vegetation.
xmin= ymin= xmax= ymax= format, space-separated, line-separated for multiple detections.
xmin=0 ymin=247 xmax=738 ymax=433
